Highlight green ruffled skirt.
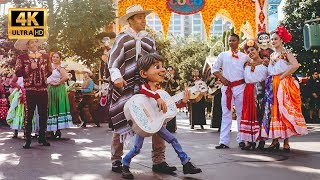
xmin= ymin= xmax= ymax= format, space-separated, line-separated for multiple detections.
xmin=47 ymin=84 xmax=73 ymax=131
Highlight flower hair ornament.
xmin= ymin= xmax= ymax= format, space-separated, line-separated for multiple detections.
xmin=274 ymin=26 xmax=292 ymax=43
xmin=243 ymin=39 xmax=259 ymax=53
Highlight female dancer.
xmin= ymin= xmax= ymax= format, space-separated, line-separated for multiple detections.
xmin=47 ymin=52 xmax=73 ymax=138
xmin=239 ymin=40 xmax=268 ymax=150
xmin=261 ymin=26 xmax=308 ymax=152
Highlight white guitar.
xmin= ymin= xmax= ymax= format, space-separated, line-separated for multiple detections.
xmin=208 ymin=83 xmax=222 ymax=95
xmin=124 ymin=80 xmax=208 ymax=137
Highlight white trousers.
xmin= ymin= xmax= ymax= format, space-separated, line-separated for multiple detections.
xmin=219 ymin=84 xmax=245 ymax=146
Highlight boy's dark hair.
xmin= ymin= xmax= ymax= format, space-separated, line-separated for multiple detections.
xmin=230 ymin=33 xmax=240 ymax=41
xmin=137 ymin=53 xmax=164 ymax=71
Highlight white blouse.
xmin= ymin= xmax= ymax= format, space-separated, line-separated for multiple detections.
xmin=244 ymin=64 xmax=268 ymax=83
xmin=47 ymin=69 xmax=61 ymax=84
xmin=268 ymin=59 xmax=290 ymax=76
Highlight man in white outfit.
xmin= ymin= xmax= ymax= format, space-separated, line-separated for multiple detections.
xmin=211 ymin=34 xmax=250 ymax=149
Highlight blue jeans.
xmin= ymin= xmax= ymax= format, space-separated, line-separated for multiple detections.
xmin=122 ymin=126 xmax=190 ymax=167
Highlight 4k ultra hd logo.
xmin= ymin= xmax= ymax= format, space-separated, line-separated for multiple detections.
xmin=8 ymin=8 xmax=48 ymax=39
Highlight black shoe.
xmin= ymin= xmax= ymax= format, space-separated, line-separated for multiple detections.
xmin=152 ymin=162 xmax=177 ymax=174
xmin=241 ymin=142 xmax=256 ymax=151
xmin=95 ymin=123 xmax=100 ymax=127
xmin=12 ymin=130 xmax=18 ymax=138
xmin=257 ymin=141 xmax=265 ymax=150
xmin=112 ymin=160 xmax=123 ymax=173
xmin=23 ymin=141 xmax=31 ymax=149
xmin=54 ymin=130 xmax=62 ymax=139
xmin=80 ymin=122 xmax=86 ymax=128
xmin=238 ymin=142 xmax=245 ymax=148
xmin=38 ymin=137 xmax=50 ymax=146
xmin=215 ymin=144 xmax=229 ymax=149
xmin=251 ymin=142 xmax=256 ymax=150
xmin=191 ymin=125 xmax=194 ymax=129
xmin=267 ymin=142 xmax=280 ymax=151
xmin=183 ymin=162 xmax=202 ymax=174
xmin=122 ymin=166 xmax=134 ymax=179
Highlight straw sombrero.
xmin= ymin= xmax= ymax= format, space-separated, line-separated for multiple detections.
xmin=119 ymin=4 xmax=153 ymax=26
xmin=14 ymin=39 xmax=46 ymax=51
xmin=82 ymin=68 xmax=93 ymax=76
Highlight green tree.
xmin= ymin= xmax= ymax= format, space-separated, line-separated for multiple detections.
xmin=167 ymin=41 xmax=209 ymax=83
xmin=1 ymin=0 xmax=116 ymax=79
xmin=49 ymin=0 xmax=116 ymax=66
xmin=282 ymin=0 xmax=320 ymax=75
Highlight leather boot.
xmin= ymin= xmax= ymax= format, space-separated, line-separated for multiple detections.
xmin=152 ymin=162 xmax=177 ymax=174
xmin=111 ymin=160 xmax=122 ymax=173
xmin=183 ymin=162 xmax=202 ymax=174
xmin=122 ymin=166 xmax=134 ymax=179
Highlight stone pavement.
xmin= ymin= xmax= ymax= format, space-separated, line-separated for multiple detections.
xmin=0 ymin=112 xmax=320 ymax=180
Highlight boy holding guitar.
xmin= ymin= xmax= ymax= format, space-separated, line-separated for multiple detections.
xmin=121 ymin=53 xmax=202 ymax=179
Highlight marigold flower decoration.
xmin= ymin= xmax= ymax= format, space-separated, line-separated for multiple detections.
xmin=274 ymin=26 xmax=292 ymax=43
xmin=247 ymin=39 xmax=255 ymax=47
xmin=118 ymin=0 xmax=256 ymax=39
xmin=244 ymin=39 xmax=258 ymax=53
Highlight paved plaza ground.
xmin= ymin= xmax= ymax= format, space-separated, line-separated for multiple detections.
xmin=1 ymin=112 xmax=320 ymax=180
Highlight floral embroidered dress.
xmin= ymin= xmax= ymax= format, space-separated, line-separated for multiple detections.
xmin=47 ymin=68 xmax=73 ymax=131
xmin=240 ymin=63 xmax=268 ymax=142
xmin=261 ymin=51 xmax=307 ymax=139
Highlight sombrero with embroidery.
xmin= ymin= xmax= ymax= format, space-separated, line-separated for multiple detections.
xmin=14 ymin=39 xmax=46 ymax=51
xmin=118 ymin=4 xmax=153 ymax=26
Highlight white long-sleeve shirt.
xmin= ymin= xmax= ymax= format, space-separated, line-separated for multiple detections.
xmin=211 ymin=51 xmax=250 ymax=82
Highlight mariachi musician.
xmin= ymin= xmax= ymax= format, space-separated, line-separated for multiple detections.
xmin=163 ymin=66 xmax=180 ymax=133
xmin=188 ymin=69 xmax=206 ymax=129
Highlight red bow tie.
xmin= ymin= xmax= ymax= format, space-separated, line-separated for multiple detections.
xmin=232 ymin=50 xmax=239 ymax=59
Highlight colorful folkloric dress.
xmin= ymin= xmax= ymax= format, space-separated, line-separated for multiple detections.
xmin=6 ymin=88 xmax=25 ymax=130
xmin=240 ymin=63 xmax=268 ymax=142
xmin=261 ymin=51 xmax=308 ymax=139
xmin=47 ymin=68 xmax=73 ymax=131
xmin=6 ymin=77 xmax=39 ymax=132
xmin=0 ymin=98 xmax=9 ymax=122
